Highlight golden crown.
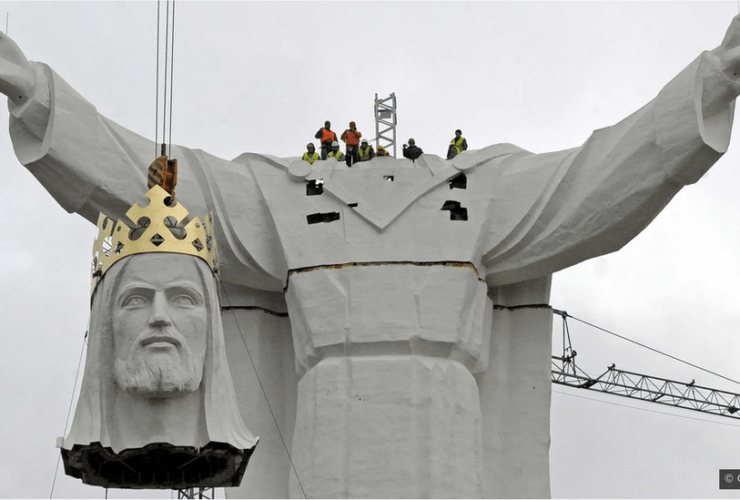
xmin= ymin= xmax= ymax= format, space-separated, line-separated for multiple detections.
xmin=91 ymin=185 xmax=217 ymax=293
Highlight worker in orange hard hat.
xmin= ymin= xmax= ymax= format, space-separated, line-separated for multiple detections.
xmin=340 ymin=121 xmax=362 ymax=166
xmin=314 ymin=121 xmax=337 ymax=161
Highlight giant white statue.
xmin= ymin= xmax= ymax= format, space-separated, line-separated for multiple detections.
xmin=3 ymin=14 xmax=740 ymax=498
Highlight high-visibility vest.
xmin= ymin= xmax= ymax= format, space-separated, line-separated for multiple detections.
xmin=342 ymin=129 xmax=361 ymax=146
xmin=302 ymin=152 xmax=320 ymax=164
xmin=451 ymin=137 xmax=465 ymax=154
xmin=328 ymin=151 xmax=344 ymax=160
xmin=321 ymin=129 xmax=337 ymax=144
xmin=359 ymin=146 xmax=373 ymax=161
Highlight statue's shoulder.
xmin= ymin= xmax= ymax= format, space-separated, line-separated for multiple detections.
xmin=451 ymin=143 xmax=531 ymax=174
xmin=231 ymin=152 xmax=295 ymax=171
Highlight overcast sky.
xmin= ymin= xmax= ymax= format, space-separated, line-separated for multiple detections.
xmin=2 ymin=1 xmax=740 ymax=499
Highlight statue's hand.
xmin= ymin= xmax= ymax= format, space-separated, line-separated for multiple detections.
xmin=0 ymin=32 xmax=36 ymax=106
xmin=713 ymin=14 xmax=740 ymax=80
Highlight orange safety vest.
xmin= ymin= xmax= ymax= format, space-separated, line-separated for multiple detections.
xmin=320 ymin=129 xmax=337 ymax=143
xmin=342 ymin=129 xmax=362 ymax=146
xmin=302 ymin=152 xmax=320 ymax=164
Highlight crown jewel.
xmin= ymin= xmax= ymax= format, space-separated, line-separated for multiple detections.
xmin=91 ymin=185 xmax=217 ymax=293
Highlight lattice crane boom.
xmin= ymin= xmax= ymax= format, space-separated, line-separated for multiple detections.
xmin=551 ymin=309 xmax=740 ymax=420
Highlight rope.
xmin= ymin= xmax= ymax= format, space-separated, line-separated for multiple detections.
xmin=559 ymin=311 xmax=740 ymax=388
xmin=218 ymin=283 xmax=308 ymax=499
xmin=49 ymin=331 xmax=88 ymax=499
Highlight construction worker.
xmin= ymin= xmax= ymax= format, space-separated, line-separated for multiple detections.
xmin=315 ymin=121 xmax=337 ymax=160
xmin=446 ymin=143 xmax=459 ymax=160
xmin=402 ymin=138 xmax=424 ymax=161
xmin=358 ymin=138 xmax=375 ymax=162
xmin=328 ymin=141 xmax=344 ymax=161
xmin=376 ymin=145 xmax=390 ymax=157
xmin=340 ymin=121 xmax=362 ymax=166
xmin=451 ymin=129 xmax=468 ymax=154
xmin=302 ymin=143 xmax=320 ymax=164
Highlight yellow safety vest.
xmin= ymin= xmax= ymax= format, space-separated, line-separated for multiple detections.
xmin=359 ymin=146 xmax=372 ymax=161
xmin=302 ymin=152 xmax=320 ymax=164
xmin=451 ymin=137 xmax=465 ymax=154
xmin=328 ymin=151 xmax=344 ymax=160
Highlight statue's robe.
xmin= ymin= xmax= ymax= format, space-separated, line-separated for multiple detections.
xmin=8 ymin=51 xmax=738 ymax=498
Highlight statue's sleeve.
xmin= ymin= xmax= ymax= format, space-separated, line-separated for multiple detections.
xmin=7 ymin=63 xmax=286 ymax=291
xmin=482 ymin=51 xmax=740 ymax=286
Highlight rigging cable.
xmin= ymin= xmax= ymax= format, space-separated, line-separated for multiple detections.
xmin=168 ymin=1 xmax=176 ymax=154
xmin=49 ymin=330 xmax=89 ymax=499
xmin=155 ymin=1 xmax=161 ymax=159
xmin=162 ymin=0 xmax=170 ymax=156
xmin=154 ymin=0 xmax=176 ymax=157
xmin=553 ymin=387 xmax=740 ymax=429
xmin=218 ymin=283 xmax=308 ymax=499
xmin=561 ymin=312 xmax=740 ymax=387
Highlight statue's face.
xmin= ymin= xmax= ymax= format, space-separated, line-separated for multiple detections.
xmin=112 ymin=253 xmax=208 ymax=398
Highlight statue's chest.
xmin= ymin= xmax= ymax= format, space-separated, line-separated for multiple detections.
xmin=252 ymin=160 xmax=493 ymax=270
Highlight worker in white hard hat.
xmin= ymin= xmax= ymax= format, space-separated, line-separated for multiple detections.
xmin=328 ymin=141 xmax=345 ymax=161
xmin=358 ymin=138 xmax=375 ymax=162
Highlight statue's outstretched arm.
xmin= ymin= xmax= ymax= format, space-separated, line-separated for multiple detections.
xmin=483 ymin=15 xmax=740 ymax=286
xmin=0 ymin=32 xmax=218 ymax=225
xmin=0 ymin=32 xmax=287 ymax=290
xmin=0 ymin=32 xmax=35 ymax=106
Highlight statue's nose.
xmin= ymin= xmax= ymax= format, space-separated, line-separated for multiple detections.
xmin=149 ymin=291 xmax=172 ymax=327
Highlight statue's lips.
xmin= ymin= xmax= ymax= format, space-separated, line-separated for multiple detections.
xmin=140 ymin=335 xmax=181 ymax=348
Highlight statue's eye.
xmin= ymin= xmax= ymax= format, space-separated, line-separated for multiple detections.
xmin=122 ymin=295 xmax=147 ymax=307
xmin=173 ymin=295 xmax=196 ymax=306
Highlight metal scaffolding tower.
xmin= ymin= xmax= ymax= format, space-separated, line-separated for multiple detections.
xmin=551 ymin=309 xmax=740 ymax=420
xmin=374 ymin=93 xmax=397 ymax=158
xmin=177 ymin=487 xmax=216 ymax=499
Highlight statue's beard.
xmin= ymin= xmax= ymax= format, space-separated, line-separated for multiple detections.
xmin=114 ymin=327 xmax=205 ymax=399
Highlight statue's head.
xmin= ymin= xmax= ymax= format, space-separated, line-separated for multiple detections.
xmin=111 ymin=253 xmax=209 ymax=399
xmin=61 ymin=187 xmax=257 ymax=489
